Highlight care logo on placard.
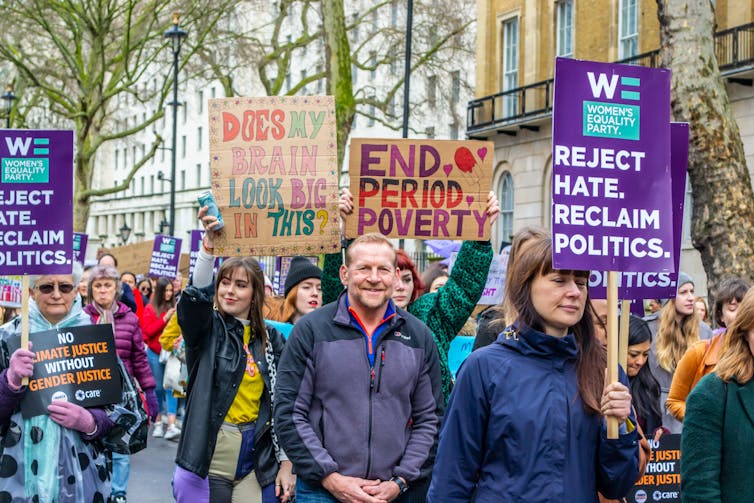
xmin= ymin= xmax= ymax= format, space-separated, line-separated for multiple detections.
xmin=159 ymin=236 xmax=176 ymax=253
xmin=2 ymin=136 xmax=51 ymax=183
xmin=582 ymin=72 xmax=641 ymax=140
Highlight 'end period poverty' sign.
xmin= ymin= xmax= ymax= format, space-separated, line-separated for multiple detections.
xmin=0 ymin=130 xmax=74 ymax=275
xmin=551 ymin=58 xmax=675 ymax=273
xmin=346 ymin=139 xmax=493 ymax=240
xmin=208 ymin=96 xmax=341 ymax=256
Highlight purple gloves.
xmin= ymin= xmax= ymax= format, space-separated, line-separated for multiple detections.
xmin=7 ymin=345 xmax=35 ymax=391
xmin=48 ymin=400 xmax=96 ymax=434
xmin=145 ymin=388 xmax=159 ymax=422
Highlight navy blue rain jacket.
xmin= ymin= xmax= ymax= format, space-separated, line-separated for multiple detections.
xmin=427 ymin=324 xmax=639 ymax=502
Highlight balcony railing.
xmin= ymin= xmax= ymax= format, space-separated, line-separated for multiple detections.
xmin=467 ymin=21 xmax=754 ymax=136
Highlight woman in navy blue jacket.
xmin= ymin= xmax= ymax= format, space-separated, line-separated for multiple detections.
xmin=427 ymin=231 xmax=639 ymax=502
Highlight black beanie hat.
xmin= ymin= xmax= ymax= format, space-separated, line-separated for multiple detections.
xmin=284 ymin=256 xmax=322 ymax=297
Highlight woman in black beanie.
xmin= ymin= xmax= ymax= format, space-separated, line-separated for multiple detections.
xmin=269 ymin=256 xmax=323 ymax=326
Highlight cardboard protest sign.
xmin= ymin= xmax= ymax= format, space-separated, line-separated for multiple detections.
xmin=73 ymin=232 xmax=88 ymax=265
xmin=589 ymin=123 xmax=688 ymax=300
xmin=208 ymin=96 xmax=341 ymax=256
xmin=148 ymin=235 xmax=182 ymax=278
xmin=345 ymin=139 xmax=493 ymax=240
xmin=627 ymin=434 xmax=681 ymax=503
xmin=0 ymin=275 xmax=22 ymax=308
xmin=551 ymin=58 xmax=675 ymax=273
xmin=6 ymin=324 xmax=122 ymax=418
xmin=0 ymin=130 xmax=74 ymax=275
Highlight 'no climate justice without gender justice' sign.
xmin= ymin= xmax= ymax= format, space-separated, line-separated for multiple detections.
xmin=208 ymin=96 xmax=341 ymax=256
xmin=551 ymin=58 xmax=675 ymax=275
xmin=6 ymin=324 xmax=121 ymax=419
xmin=346 ymin=138 xmax=493 ymax=240
xmin=0 ymin=130 xmax=74 ymax=275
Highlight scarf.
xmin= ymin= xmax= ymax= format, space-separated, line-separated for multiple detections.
xmin=24 ymin=296 xmax=93 ymax=502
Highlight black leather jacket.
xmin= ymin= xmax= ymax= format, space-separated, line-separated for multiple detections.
xmin=175 ymin=284 xmax=285 ymax=485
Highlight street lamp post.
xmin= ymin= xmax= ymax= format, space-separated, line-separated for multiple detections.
xmin=399 ymin=1 xmax=414 ymax=250
xmin=164 ymin=12 xmax=187 ymax=237
xmin=2 ymin=85 xmax=17 ymax=128
xmin=118 ymin=222 xmax=132 ymax=245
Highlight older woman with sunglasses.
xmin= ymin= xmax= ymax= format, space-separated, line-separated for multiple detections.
xmin=84 ymin=265 xmax=159 ymax=503
xmin=0 ymin=264 xmax=115 ymax=501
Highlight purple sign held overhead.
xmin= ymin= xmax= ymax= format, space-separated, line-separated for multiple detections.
xmin=589 ymin=123 xmax=688 ymax=300
xmin=0 ymin=130 xmax=74 ymax=275
xmin=73 ymin=232 xmax=88 ymax=265
xmin=189 ymin=230 xmax=223 ymax=278
xmin=551 ymin=58 xmax=675 ymax=273
xmin=148 ymin=235 xmax=182 ymax=279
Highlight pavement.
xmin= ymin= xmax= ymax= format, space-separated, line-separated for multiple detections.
xmin=126 ymin=428 xmax=180 ymax=502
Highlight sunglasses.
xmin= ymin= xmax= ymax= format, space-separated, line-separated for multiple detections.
xmin=36 ymin=283 xmax=75 ymax=294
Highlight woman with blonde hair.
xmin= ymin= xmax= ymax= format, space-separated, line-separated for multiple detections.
xmin=681 ymin=286 xmax=754 ymax=502
xmin=647 ymin=273 xmax=712 ymax=433
xmin=666 ymin=277 xmax=749 ymax=423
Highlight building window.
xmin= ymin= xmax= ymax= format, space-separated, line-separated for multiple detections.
xmin=181 ymin=135 xmax=186 ymax=158
xmin=502 ymin=17 xmax=519 ymax=117
xmin=451 ymin=71 xmax=460 ymax=103
xmin=140 ymin=176 xmax=145 ymax=195
xmin=682 ymin=175 xmax=693 ymax=244
xmin=391 ymin=2 xmax=398 ymax=27
xmin=182 ymin=102 xmax=188 ymax=124
xmin=150 ymin=175 xmax=154 ymax=194
xmin=114 ymin=150 xmax=119 ymax=170
xmin=368 ymin=100 xmax=376 ymax=127
xmin=181 ymin=169 xmax=186 ymax=190
xmin=619 ymin=0 xmax=638 ymax=59
xmin=197 ymin=127 xmax=203 ymax=149
xmin=196 ymin=164 xmax=202 ymax=187
xmin=370 ymin=51 xmax=377 ymax=80
xmin=556 ymin=0 xmax=574 ymax=57
xmin=499 ymin=171 xmax=514 ymax=242
xmin=301 ymin=69 xmax=308 ymax=94
xmin=425 ymin=127 xmax=435 ymax=139
xmin=449 ymin=123 xmax=458 ymax=140
xmin=427 ymin=75 xmax=437 ymax=107
xmin=198 ymin=90 xmax=204 ymax=114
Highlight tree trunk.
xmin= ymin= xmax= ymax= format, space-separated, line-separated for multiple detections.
xmin=657 ymin=0 xmax=754 ymax=300
xmin=321 ymin=0 xmax=356 ymax=169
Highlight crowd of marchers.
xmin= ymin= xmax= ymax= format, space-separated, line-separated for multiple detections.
xmin=0 ymin=189 xmax=751 ymax=503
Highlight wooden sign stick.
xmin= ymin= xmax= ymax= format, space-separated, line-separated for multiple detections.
xmin=606 ymin=271 xmax=619 ymax=439
xmin=619 ymin=300 xmax=631 ymax=373
xmin=20 ymin=275 xmax=30 ymax=386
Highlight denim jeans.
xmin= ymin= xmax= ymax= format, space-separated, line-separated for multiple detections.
xmin=111 ymin=452 xmax=130 ymax=496
xmin=146 ymin=348 xmax=166 ymax=415
xmin=295 ymin=479 xmax=338 ymax=503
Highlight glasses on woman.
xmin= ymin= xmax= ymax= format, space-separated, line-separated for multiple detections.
xmin=36 ymin=283 xmax=75 ymax=294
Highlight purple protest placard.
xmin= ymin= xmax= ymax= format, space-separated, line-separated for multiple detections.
xmin=73 ymin=232 xmax=88 ymax=265
xmin=0 ymin=130 xmax=74 ymax=275
xmin=189 ymin=230 xmax=224 ymax=278
xmin=590 ymin=122 xmax=688 ymax=300
xmin=148 ymin=235 xmax=182 ymax=279
xmin=551 ymin=58 xmax=675 ymax=273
